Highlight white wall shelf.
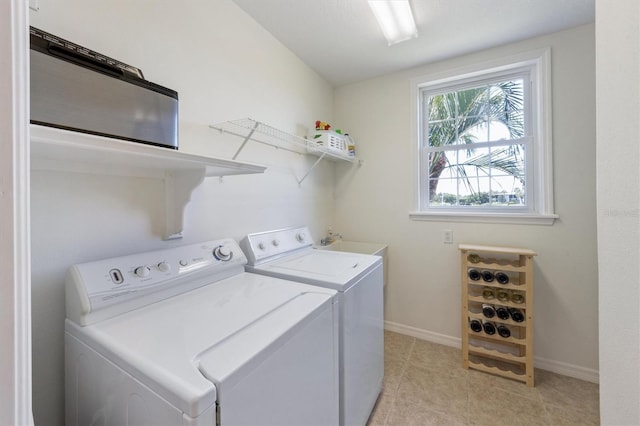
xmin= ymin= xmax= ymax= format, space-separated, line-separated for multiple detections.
xmin=30 ymin=124 xmax=266 ymax=239
xmin=209 ymin=118 xmax=359 ymax=185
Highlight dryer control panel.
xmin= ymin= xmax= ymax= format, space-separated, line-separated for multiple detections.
xmin=240 ymin=226 xmax=314 ymax=265
xmin=66 ymin=239 xmax=247 ymax=326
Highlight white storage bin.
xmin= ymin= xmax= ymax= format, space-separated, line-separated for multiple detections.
xmin=309 ymin=130 xmax=349 ymax=156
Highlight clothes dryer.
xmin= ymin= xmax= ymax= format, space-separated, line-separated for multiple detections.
xmin=241 ymin=227 xmax=384 ymax=426
xmin=65 ymin=238 xmax=339 ymax=426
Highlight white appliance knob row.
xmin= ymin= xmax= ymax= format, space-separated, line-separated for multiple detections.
xmin=213 ymin=245 xmax=233 ymax=261
xmin=134 ymin=265 xmax=151 ymax=278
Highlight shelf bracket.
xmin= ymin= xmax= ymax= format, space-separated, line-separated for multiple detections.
xmin=163 ymin=169 xmax=206 ymax=240
xmin=232 ymin=120 xmax=259 ymax=160
xmin=296 ymin=151 xmax=327 ymax=185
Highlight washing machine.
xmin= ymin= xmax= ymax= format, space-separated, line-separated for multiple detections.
xmin=240 ymin=227 xmax=384 ymax=426
xmin=65 ymin=238 xmax=339 ymax=426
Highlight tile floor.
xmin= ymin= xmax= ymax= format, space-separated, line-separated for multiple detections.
xmin=367 ymin=331 xmax=600 ymax=426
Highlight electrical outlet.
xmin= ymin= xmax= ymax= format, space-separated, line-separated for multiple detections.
xmin=443 ymin=229 xmax=453 ymax=244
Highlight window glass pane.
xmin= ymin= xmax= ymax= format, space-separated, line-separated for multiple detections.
xmin=428 ymin=120 xmax=456 ymax=148
xmin=491 ymin=145 xmax=525 ymax=178
xmin=427 ymin=150 xmax=453 ymax=204
xmin=457 ymin=86 xmax=487 ymax=118
xmin=488 ymin=79 xmax=524 ymax=139
xmin=459 ymin=121 xmax=487 ymax=144
xmin=457 ymin=86 xmax=487 ymax=145
xmin=427 ymin=92 xmax=456 ymax=121
xmin=428 ymin=151 xmax=450 ymax=176
xmin=427 ymin=144 xmax=526 ymax=208
xmin=429 ymin=178 xmax=457 ymax=207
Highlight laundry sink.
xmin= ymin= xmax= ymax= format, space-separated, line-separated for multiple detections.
xmin=316 ymin=240 xmax=388 ymax=287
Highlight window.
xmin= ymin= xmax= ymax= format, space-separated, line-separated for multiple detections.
xmin=410 ymin=49 xmax=557 ymax=225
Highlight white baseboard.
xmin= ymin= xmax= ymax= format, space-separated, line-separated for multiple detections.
xmin=384 ymin=320 xmax=461 ymax=348
xmin=384 ymin=320 xmax=599 ymax=384
xmin=533 ymin=355 xmax=599 ymax=384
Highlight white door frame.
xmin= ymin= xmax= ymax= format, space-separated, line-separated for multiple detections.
xmin=1 ymin=0 xmax=33 ymax=424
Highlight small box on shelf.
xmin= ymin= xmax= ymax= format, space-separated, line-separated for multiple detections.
xmin=308 ymin=130 xmax=349 ymax=157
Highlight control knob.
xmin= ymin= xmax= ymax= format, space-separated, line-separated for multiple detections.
xmin=157 ymin=262 xmax=171 ymax=273
xmin=213 ymin=245 xmax=233 ymax=261
xmin=296 ymin=232 xmax=306 ymax=242
xmin=272 ymin=239 xmax=280 ymax=247
xmin=134 ymin=265 xmax=151 ymax=278
xmin=258 ymin=242 xmax=266 ymax=250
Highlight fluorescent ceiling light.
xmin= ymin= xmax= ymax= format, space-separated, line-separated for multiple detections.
xmin=368 ymin=0 xmax=418 ymax=46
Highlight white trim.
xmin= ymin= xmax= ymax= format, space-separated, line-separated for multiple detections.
xmin=410 ymin=48 xmax=554 ymax=222
xmin=533 ymin=354 xmax=600 ymax=384
xmin=0 ymin=0 xmax=33 ymax=424
xmin=384 ymin=320 xmax=460 ymax=348
xmin=411 ymin=48 xmax=553 ymax=93
xmin=384 ymin=320 xmax=599 ymax=383
xmin=426 ymin=136 xmax=532 ymax=153
xmin=535 ymin=48 xmax=555 ymax=216
xmin=409 ymin=210 xmax=558 ymax=225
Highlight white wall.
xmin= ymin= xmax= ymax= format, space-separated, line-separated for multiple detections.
xmin=596 ymin=1 xmax=640 ymax=424
xmin=29 ymin=1 xmax=336 ymax=424
xmin=334 ymin=24 xmax=598 ymax=380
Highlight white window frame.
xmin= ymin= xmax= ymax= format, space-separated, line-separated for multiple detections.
xmin=409 ymin=48 xmax=557 ymax=225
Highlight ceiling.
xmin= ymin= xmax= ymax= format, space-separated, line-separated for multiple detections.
xmin=232 ymin=0 xmax=595 ymax=87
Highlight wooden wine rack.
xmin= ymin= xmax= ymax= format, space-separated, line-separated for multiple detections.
xmin=459 ymin=244 xmax=537 ymax=387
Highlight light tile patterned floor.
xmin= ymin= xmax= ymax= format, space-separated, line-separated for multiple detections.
xmin=367 ymin=331 xmax=600 ymax=426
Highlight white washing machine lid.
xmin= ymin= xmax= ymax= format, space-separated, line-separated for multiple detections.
xmin=246 ymin=249 xmax=382 ymax=291
xmin=65 ymin=272 xmax=336 ymax=418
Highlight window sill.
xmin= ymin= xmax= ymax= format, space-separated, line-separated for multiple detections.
xmin=409 ymin=211 xmax=558 ymax=225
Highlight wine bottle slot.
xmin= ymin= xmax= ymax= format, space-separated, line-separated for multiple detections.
xmin=467 ymin=253 xmax=481 ymax=264
xmin=481 ymin=303 xmax=496 ymax=318
xmin=508 ymin=307 xmax=525 ymax=322
xmin=468 ymin=269 xmax=481 ymax=281
xmin=495 ymin=306 xmax=510 ymax=320
xmin=482 ymin=320 xmax=496 ymax=335
xmin=496 ymin=289 xmax=509 ymax=303
xmin=469 ymin=318 xmax=483 ymax=333
xmin=510 ymin=291 xmax=525 ymax=304
xmin=481 ymin=270 xmax=495 ymax=282
xmin=482 ymin=286 xmax=495 ymax=300
xmin=495 ymin=271 xmax=509 ymax=284
xmin=497 ymin=324 xmax=511 ymax=338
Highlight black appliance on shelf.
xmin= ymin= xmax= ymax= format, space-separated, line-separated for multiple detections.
xmin=30 ymin=27 xmax=179 ymax=149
